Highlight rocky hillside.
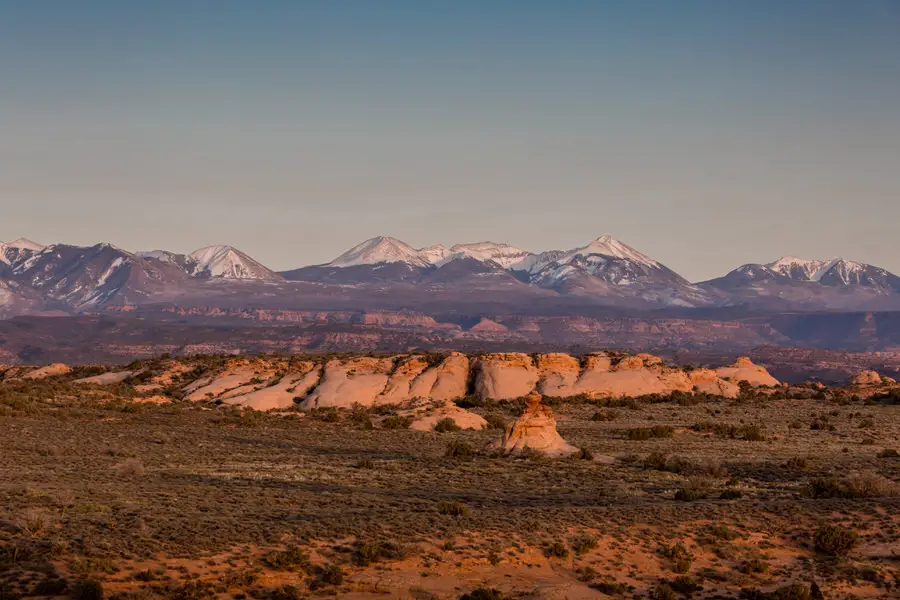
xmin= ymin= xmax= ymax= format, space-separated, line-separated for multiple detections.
xmin=1 ymin=352 xmax=786 ymax=412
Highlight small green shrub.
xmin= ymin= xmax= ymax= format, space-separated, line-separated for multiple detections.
xmin=675 ymin=487 xmax=705 ymax=502
xmin=445 ymin=439 xmax=475 ymax=459
xmin=353 ymin=540 xmax=408 ymax=566
xmin=813 ymin=524 xmax=859 ymax=556
xmin=437 ymin=501 xmax=469 ymax=517
xmin=72 ymin=580 xmax=104 ymax=600
xmin=591 ymin=409 xmax=619 ymax=421
xmin=739 ymin=559 xmax=769 ymax=574
xmin=382 ymin=415 xmax=414 ymax=429
xmin=784 ymin=457 xmax=808 ymax=470
xmin=434 ymin=418 xmax=461 ymax=433
xmin=652 ymin=584 xmax=676 ymax=600
xmin=543 ymin=541 xmax=569 ymax=559
xmin=264 ymin=546 xmax=310 ymax=570
xmin=570 ymin=534 xmax=598 ymax=555
xmin=670 ymin=576 xmax=701 ymax=594
xmin=626 ymin=425 xmax=673 ymax=440
xmin=707 ymin=525 xmax=740 ymax=541
xmin=460 ymin=588 xmax=504 ymax=600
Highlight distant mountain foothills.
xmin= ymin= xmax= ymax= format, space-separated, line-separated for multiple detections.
xmin=1 ymin=234 xmax=900 ymax=356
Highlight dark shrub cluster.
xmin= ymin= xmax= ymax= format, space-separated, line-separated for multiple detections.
xmin=626 ymin=425 xmax=674 ymax=440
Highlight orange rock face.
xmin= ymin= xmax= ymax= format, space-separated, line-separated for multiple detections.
xmin=689 ymin=369 xmax=740 ymax=398
xmin=536 ymin=353 xmax=581 ymax=397
xmin=851 ymin=370 xmax=883 ymax=386
xmin=410 ymin=352 xmax=469 ymax=401
xmin=475 ymin=353 xmax=539 ymax=400
xmin=302 ymin=357 xmax=393 ymax=409
xmin=716 ymin=357 xmax=779 ymax=387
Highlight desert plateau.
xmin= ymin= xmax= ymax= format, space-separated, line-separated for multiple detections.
xmin=1 ymin=352 xmax=898 ymax=599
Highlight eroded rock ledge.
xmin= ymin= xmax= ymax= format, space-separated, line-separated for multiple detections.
xmin=1 ymin=352 xmax=787 ymax=411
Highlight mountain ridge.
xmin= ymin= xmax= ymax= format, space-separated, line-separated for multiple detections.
xmin=1 ymin=234 xmax=898 ymax=317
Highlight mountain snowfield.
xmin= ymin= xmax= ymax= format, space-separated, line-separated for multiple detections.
xmin=188 ymin=245 xmax=282 ymax=281
xmin=0 ymin=234 xmax=898 ymax=315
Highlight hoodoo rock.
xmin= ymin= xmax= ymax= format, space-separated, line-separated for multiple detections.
xmin=851 ymin=370 xmax=883 ymax=386
xmin=716 ymin=357 xmax=779 ymax=387
xmin=475 ymin=353 xmax=539 ymax=400
xmin=497 ymin=393 xmax=579 ymax=457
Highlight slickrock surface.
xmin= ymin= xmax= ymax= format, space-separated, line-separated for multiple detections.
xmin=401 ymin=399 xmax=488 ymax=432
xmin=21 ymin=363 xmax=72 ymax=380
xmin=474 ymin=353 xmax=539 ymax=400
xmin=716 ymin=356 xmax=780 ymax=387
xmin=302 ymin=357 xmax=394 ymax=409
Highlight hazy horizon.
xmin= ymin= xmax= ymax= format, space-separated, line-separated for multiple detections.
xmin=2 ymin=1 xmax=898 ymax=280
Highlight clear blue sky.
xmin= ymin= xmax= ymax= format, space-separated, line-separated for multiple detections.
xmin=1 ymin=1 xmax=898 ymax=280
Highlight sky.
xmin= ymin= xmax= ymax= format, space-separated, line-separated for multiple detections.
xmin=1 ymin=1 xmax=898 ymax=281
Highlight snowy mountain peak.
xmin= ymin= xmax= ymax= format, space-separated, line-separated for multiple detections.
xmin=445 ymin=242 xmax=532 ymax=268
xmin=569 ymin=235 xmax=660 ymax=269
xmin=417 ymin=244 xmax=451 ymax=265
xmin=764 ymin=256 xmax=885 ymax=285
xmin=1 ymin=238 xmax=46 ymax=266
xmin=766 ymin=256 xmax=832 ymax=281
xmin=6 ymin=238 xmax=45 ymax=252
xmin=136 ymin=250 xmax=180 ymax=263
xmin=189 ymin=245 xmax=281 ymax=281
xmin=327 ymin=237 xmax=432 ymax=268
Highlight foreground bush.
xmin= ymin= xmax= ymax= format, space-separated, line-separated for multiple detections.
xmin=626 ymin=426 xmax=674 ymax=440
xmin=809 ymin=474 xmax=899 ymax=499
xmin=813 ymin=524 xmax=859 ymax=556
xmin=445 ymin=439 xmax=475 ymax=459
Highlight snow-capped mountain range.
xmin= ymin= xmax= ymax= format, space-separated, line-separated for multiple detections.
xmin=0 ymin=234 xmax=898 ymax=316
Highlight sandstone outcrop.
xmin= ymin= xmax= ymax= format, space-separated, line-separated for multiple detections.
xmin=688 ymin=369 xmax=740 ymax=398
xmin=74 ymin=370 xmax=135 ymax=385
xmin=475 ymin=353 xmax=538 ymax=400
xmin=224 ymin=363 xmax=321 ymax=411
xmin=301 ymin=357 xmax=393 ymax=409
xmin=22 ymin=363 xmax=72 ymax=380
xmin=851 ymin=370 xmax=883 ymax=386
xmin=399 ymin=399 xmax=487 ymax=432
xmin=496 ymin=393 xmax=578 ymax=457
xmin=537 ymin=353 xmax=581 ymax=397
xmin=185 ymin=365 xmax=263 ymax=402
xmin=377 ymin=356 xmax=431 ymax=403
xmin=572 ymin=353 xmax=672 ymax=399
xmin=716 ymin=357 xmax=779 ymax=387
xmin=408 ymin=353 xmax=469 ymax=401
